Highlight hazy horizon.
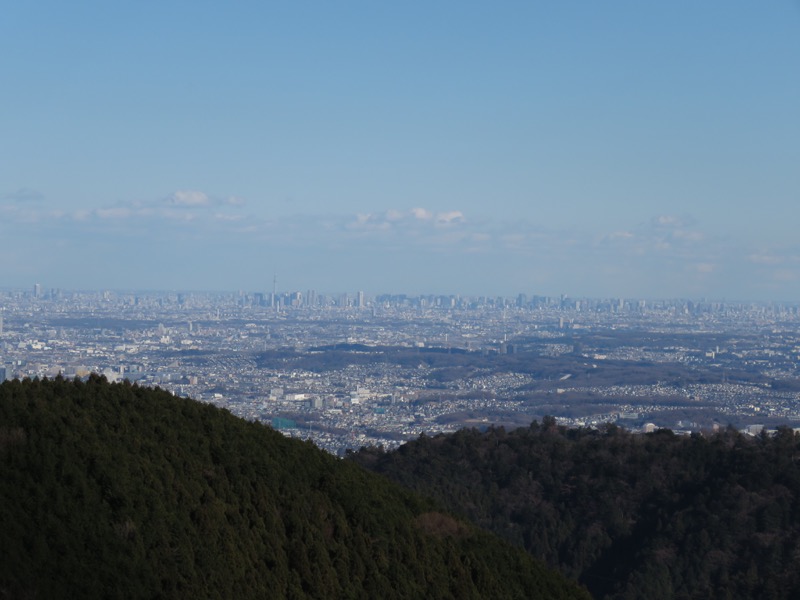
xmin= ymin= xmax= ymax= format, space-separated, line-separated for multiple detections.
xmin=7 ymin=283 xmax=799 ymax=306
xmin=2 ymin=2 xmax=798 ymax=301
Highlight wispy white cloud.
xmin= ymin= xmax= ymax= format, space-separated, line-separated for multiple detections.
xmin=166 ymin=190 xmax=211 ymax=207
xmin=596 ymin=215 xmax=707 ymax=260
xmin=154 ymin=190 xmax=246 ymax=210
xmin=435 ymin=211 xmax=465 ymax=226
xmin=693 ymin=262 xmax=715 ymax=274
xmin=345 ymin=208 xmax=468 ymax=236
xmin=652 ymin=214 xmax=693 ymax=229
xmin=606 ymin=230 xmax=635 ymax=240
xmin=4 ymin=193 xmax=800 ymax=299
xmin=213 ymin=213 xmax=244 ymax=222
xmin=671 ymin=230 xmax=704 ymax=242
xmin=68 ymin=190 xmax=246 ymax=226
xmin=748 ymin=253 xmax=781 ymax=265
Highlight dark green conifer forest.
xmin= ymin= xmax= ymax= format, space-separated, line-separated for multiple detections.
xmin=352 ymin=419 xmax=800 ymax=599
xmin=0 ymin=375 xmax=587 ymax=599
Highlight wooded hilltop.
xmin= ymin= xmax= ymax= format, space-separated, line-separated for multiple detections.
xmin=0 ymin=375 xmax=587 ymax=599
xmin=352 ymin=418 xmax=800 ymax=599
xmin=6 ymin=373 xmax=799 ymax=599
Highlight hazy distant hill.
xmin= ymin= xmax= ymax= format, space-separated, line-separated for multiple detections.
xmin=0 ymin=375 xmax=587 ymax=599
xmin=352 ymin=419 xmax=800 ymax=599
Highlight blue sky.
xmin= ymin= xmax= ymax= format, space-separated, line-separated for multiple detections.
xmin=2 ymin=1 xmax=799 ymax=300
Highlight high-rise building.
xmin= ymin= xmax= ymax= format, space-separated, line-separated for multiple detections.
xmin=0 ymin=316 xmax=3 ymax=336
xmin=33 ymin=283 xmax=41 ymax=298
xmin=357 ymin=291 xmax=365 ymax=308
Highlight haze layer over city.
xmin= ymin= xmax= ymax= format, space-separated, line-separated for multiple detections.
xmin=3 ymin=285 xmax=800 ymax=454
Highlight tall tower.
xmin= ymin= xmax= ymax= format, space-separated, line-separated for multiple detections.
xmin=33 ymin=283 xmax=41 ymax=298
xmin=357 ymin=290 xmax=365 ymax=308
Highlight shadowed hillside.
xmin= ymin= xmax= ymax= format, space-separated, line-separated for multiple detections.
xmin=352 ymin=419 xmax=800 ymax=599
xmin=0 ymin=375 xmax=587 ymax=599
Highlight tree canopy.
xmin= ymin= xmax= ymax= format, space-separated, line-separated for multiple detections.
xmin=352 ymin=421 xmax=800 ymax=599
xmin=0 ymin=375 xmax=587 ymax=599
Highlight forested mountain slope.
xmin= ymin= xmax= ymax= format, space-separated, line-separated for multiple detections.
xmin=0 ymin=376 xmax=587 ymax=599
xmin=352 ymin=419 xmax=800 ymax=599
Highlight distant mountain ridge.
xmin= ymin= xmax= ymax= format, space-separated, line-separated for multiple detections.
xmin=0 ymin=375 xmax=587 ymax=599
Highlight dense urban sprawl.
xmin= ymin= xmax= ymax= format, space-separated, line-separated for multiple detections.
xmin=3 ymin=287 xmax=800 ymax=453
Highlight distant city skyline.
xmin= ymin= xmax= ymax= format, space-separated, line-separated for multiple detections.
xmin=7 ymin=284 xmax=800 ymax=308
xmin=2 ymin=2 xmax=798 ymax=301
